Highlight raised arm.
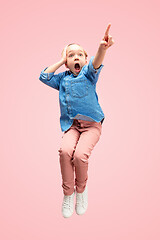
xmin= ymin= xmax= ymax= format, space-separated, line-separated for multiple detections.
xmin=92 ymin=23 xmax=114 ymax=69
xmin=44 ymin=46 xmax=67 ymax=73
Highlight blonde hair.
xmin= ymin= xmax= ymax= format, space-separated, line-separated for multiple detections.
xmin=61 ymin=43 xmax=88 ymax=58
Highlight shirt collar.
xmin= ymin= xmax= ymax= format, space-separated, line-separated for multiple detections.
xmin=68 ymin=70 xmax=78 ymax=77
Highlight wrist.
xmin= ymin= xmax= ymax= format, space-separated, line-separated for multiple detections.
xmin=99 ymin=43 xmax=108 ymax=51
xmin=60 ymin=58 xmax=66 ymax=65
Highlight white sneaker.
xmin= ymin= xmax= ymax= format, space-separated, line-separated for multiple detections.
xmin=75 ymin=185 xmax=88 ymax=215
xmin=62 ymin=190 xmax=75 ymax=218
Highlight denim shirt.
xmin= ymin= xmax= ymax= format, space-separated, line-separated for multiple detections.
xmin=39 ymin=56 xmax=105 ymax=132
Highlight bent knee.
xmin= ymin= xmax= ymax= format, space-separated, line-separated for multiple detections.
xmin=58 ymin=146 xmax=74 ymax=158
xmin=73 ymin=151 xmax=89 ymax=165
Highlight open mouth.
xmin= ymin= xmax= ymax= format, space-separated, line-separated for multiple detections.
xmin=74 ymin=63 xmax=81 ymax=72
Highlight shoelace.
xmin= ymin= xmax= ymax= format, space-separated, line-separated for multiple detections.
xmin=76 ymin=192 xmax=87 ymax=207
xmin=63 ymin=195 xmax=73 ymax=209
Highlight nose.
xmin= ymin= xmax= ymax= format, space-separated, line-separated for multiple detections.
xmin=74 ymin=54 xmax=79 ymax=61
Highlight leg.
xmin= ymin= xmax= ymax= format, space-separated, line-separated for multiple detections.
xmin=73 ymin=122 xmax=102 ymax=193
xmin=58 ymin=127 xmax=80 ymax=195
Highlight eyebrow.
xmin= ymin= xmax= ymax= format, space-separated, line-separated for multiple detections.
xmin=67 ymin=50 xmax=84 ymax=54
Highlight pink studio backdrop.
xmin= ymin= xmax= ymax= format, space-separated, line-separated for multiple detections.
xmin=1 ymin=0 xmax=160 ymax=239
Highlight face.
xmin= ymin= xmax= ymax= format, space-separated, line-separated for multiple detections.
xmin=65 ymin=44 xmax=87 ymax=75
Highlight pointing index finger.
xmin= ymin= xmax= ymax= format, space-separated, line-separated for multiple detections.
xmin=105 ymin=23 xmax=111 ymax=37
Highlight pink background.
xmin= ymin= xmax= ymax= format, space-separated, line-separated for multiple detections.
xmin=1 ymin=0 xmax=160 ymax=239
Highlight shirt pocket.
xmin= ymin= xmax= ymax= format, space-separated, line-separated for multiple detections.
xmin=71 ymin=79 xmax=89 ymax=98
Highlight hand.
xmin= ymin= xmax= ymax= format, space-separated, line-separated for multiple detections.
xmin=61 ymin=45 xmax=68 ymax=64
xmin=100 ymin=23 xmax=114 ymax=49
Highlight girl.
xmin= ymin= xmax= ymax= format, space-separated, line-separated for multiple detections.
xmin=39 ymin=24 xmax=114 ymax=218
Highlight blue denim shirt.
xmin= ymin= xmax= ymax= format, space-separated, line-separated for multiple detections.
xmin=39 ymin=56 xmax=105 ymax=132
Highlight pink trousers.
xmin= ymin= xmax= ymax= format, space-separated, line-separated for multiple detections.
xmin=58 ymin=119 xmax=102 ymax=195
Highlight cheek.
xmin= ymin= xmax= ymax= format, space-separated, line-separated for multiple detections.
xmin=66 ymin=59 xmax=73 ymax=68
xmin=66 ymin=58 xmax=71 ymax=63
xmin=68 ymin=60 xmax=74 ymax=66
xmin=83 ymin=59 xmax=87 ymax=65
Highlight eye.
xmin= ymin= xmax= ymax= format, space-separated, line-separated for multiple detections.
xmin=69 ymin=54 xmax=74 ymax=57
xmin=79 ymin=53 xmax=83 ymax=56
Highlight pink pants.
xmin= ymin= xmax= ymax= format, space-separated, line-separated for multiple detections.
xmin=58 ymin=119 xmax=102 ymax=196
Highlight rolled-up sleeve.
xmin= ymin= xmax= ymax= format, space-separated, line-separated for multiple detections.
xmin=39 ymin=68 xmax=65 ymax=90
xmin=83 ymin=56 xmax=104 ymax=84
